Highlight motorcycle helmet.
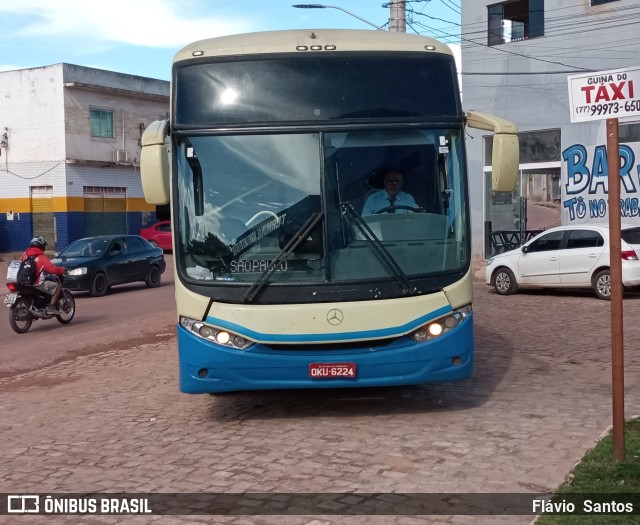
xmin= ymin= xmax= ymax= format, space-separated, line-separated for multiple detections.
xmin=30 ymin=236 xmax=47 ymax=250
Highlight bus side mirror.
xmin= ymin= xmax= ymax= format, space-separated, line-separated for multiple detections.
xmin=491 ymin=134 xmax=518 ymax=192
xmin=465 ymin=110 xmax=519 ymax=193
xmin=141 ymin=120 xmax=170 ymax=205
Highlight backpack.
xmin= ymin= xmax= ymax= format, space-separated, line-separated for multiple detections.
xmin=16 ymin=255 xmax=39 ymax=286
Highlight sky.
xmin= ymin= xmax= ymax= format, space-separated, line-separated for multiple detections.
xmin=0 ymin=0 xmax=461 ymax=81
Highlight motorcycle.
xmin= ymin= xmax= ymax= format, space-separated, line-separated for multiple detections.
xmin=4 ymin=271 xmax=76 ymax=334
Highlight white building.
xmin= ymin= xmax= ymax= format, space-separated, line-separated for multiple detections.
xmin=461 ymin=0 xmax=640 ymax=262
xmin=0 ymin=63 xmax=169 ymax=252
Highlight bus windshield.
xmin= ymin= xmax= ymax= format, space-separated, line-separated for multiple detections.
xmin=174 ymin=54 xmax=460 ymax=127
xmin=175 ymin=128 xmax=468 ymax=302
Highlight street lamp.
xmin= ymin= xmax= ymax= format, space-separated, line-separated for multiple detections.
xmin=292 ymin=4 xmax=385 ymax=30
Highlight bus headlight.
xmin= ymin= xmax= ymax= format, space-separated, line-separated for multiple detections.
xmin=180 ymin=317 xmax=254 ymax=350
xmin=410 ymin=304 xmax=472 ymax=343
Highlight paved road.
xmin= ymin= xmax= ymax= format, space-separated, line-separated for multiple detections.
xmin=0 ymin=256 xmax=176 ymax=377
xmin=526 ymin=202 xmax=560 ymax=231
xmin=1 ymin=281 xmax=639 ymax=524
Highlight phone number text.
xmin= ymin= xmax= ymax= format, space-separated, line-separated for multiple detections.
xmin=575 ymin=99 xmax=640 ymax=117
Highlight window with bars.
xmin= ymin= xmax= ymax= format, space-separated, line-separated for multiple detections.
xmin=90 ymin=108 xmax=114 ymax=138
xmin=84 ymin=186 xmax=126 ymax=194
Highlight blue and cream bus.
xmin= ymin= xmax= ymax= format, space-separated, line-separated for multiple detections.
xmin=141 ymin=29 xmax=518 ymax=394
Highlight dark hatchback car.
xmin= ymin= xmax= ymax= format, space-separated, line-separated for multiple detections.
xmin=52 ymin=235 xmax=166 ymax=296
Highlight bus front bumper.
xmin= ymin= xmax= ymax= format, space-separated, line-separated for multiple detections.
xmin=176 ymin=317 xmax=474 ymax=394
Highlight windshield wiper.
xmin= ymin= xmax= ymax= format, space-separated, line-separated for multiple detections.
xmin=341 ymin=202 xmax=417 ymax=295
xmin=241 ymin=212 xmax=323 ymax=303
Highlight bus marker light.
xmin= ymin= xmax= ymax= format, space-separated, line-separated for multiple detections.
xmin=181 ymin=317 xmax=256 ymax=350
xmin=192 ymin=51 xmax=204 ymax=57
xmin=325 ymin=45 xmax=336 ymax=50
xmin=413 ymin=329 xmax=428 ymax=343
xmin=296 ymin=46 xmax=308 ymax=51
xmin=444 ymin=316 xmax=458 ymax=329
xmin=215 ymin=331 xmax=231 ymax=345
xmin=452 ymin=357 xmax=462 ymax=366
xmin=232 ymin=335 xmax=251 ymax=349
xmin=197 ymin=368 xmax=208 ymax=378
xmin=409 ymin=305 xmax=472 ymax=342
xmin=310 ymin=45 xmax=322 ymax=50
xmin=198 ymin=325 xmax=214 ymax=338
xmin=428 ymin=323 xmax=443 ymax=337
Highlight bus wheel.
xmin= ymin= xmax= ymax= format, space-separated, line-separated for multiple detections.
xmin=493 ymin=268 xmax=518 ymax=295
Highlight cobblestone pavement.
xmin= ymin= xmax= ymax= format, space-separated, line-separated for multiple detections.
xmin=0 ymin=281 xmax=638 ymax=525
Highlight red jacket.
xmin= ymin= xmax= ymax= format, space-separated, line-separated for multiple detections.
xmin=21 ymin=246 xmax=65 ymax=285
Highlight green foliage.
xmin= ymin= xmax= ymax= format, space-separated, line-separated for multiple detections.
xmin=536 ymin=418 xmax=640 ymax=525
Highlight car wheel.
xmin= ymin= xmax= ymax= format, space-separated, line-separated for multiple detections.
xmin=90 ymin=273 xmax=109 ymax=297
xmin=592 ymin=269 xmax=611 ymax=300
xmin=492 ymin=267 xmax=518 ymax=295
xmin=145 ymin=265 xmax=162 ymax=288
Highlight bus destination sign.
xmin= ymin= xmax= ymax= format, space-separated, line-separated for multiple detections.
xmin=568 ymin=66 xmax=640 ymax=123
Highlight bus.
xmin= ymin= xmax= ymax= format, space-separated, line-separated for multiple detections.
xmin=140 ymin=29 xmax=518 ymax=394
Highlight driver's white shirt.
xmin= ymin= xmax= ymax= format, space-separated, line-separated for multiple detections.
xmin=362 ymin=190 xmax=417 ymax=216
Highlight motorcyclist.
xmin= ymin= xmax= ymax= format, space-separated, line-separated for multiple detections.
xmin=21 ymin=236 xmax=65 ymax=314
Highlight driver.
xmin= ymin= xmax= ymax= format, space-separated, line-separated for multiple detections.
xmin=362 ymin=169 xmax=417 ymax=216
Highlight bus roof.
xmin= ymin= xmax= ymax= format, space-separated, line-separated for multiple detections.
xmin=174 ymin=29 xmax=453 ymax=63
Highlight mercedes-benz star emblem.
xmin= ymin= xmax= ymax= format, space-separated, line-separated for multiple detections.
xmin=327 ymin=309 xmax=344 ymax=326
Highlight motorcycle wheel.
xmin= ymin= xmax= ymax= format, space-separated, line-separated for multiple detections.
xmin=9 ymin=298 xmax=33 ymax=334
xmin=56 ymin=290 xmax=76 ymax=324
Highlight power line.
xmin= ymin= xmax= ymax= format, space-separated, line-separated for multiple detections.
xmin=439 ymin=0 xmax=460 ymax=16
xmin=411 ymin=16 xmax=592 ymax=72
xmin=401 ymin=0 xmax=640 ymax=75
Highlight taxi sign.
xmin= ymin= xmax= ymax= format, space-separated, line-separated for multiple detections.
xmin=568 ymin=66 xmax=640 ymax=123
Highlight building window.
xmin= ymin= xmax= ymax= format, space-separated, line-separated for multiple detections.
xmin=620 ymin=123 xmax=640 ymax=142
xmin=90 ymin=108 xmax=114 ymax=138
xmin=484 ymin=129 xmax=560 ymax=166
xmin=591 ymin=0 xmax=619 ymax=5
xmin=488 ymin=0 xmax=544 ymax=46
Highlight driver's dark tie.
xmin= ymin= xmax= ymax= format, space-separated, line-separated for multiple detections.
xmin=388 ymin=196 xmax=396 ymax=213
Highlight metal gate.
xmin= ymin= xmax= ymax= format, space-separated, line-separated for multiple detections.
xmin=30 ymin=186 xmax=55 ymax=244
xmin=83 ymin=186 xmax=127 ymax=236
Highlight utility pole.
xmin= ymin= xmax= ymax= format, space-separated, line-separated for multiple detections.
xmin=389 ymin=0 xmax=406 ymax=32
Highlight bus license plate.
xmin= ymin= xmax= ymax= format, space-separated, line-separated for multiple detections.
xmin=4 ymin=293 xmax=17 ymax=305
xmin=309 ymin=362 xmax=357 ymax=379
